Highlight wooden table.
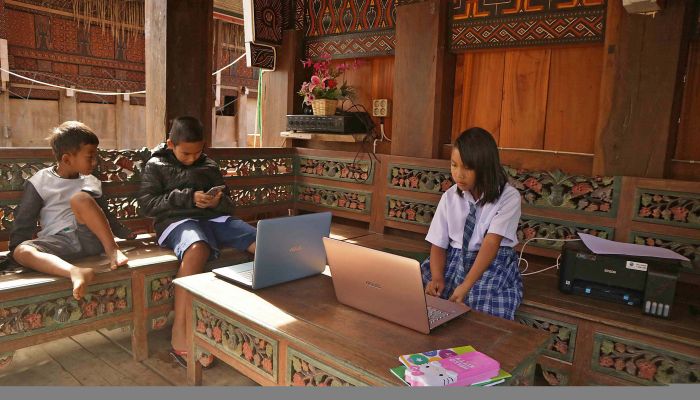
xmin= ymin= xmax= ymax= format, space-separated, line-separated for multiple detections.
xmin=175 ymin=272 xmax=549 ymax=386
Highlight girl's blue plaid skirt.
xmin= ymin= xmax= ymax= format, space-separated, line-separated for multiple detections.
xmin=420 ymin=246 xmax=523 ymax=320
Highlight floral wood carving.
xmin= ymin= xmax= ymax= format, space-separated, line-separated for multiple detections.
xmin=505 ymin=167 xmax=617 ymax=216
xmin=0 ymin=203 xmax=19 ymax=233
xmin=594 ymin=334 xmax=700 ymax=384
xmin=0 ymin=282 xmax=131 ymax=341
xmin=96 ymin=148 xmax=151 ymax=183
xmin=217 ymin=157 xmax=294 ymax=177
xmin=633 ymin=234 xmax=700 ymax=273
xmin=104 ymin=196 xmax=140 ymax=220
xmin=518 ymin=217 xmax=612 ymax=250
xmin=539 ymin=365 xmax=569 ymax=386
xmin=194 ymin=302 xmax=277 ymax=379
xmin=635 ymin=190 xmax=700 ymax=229
xmin=146 ymin=273 xmax=176 ymax=306
xmin=386 ymin=197 xmax=436 ymax=226
xmin=288 ymin=349 xmax=364 ymax=387
xmin=515 ymin=312 xmax=576 ymax=362
xmin=0 ymin=160 xmax=54 ymax=190
xmin=298 ymin=156 xmax=372 ymax=184
xmin=388 ymin=164 xmax=453 ymax=194
xmin=230 ymin=184 xmax=295 ymax=208
xmin=297 ymin=185 xmax=370 ymax=213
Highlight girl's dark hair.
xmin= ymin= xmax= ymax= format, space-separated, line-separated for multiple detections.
xmin=169 ymin=116 xmax=204 ymax=144
xmin=453 ymin=127 xmax=507 ymax=204
xmin=48 ymin=121 xmax=99 ymax=161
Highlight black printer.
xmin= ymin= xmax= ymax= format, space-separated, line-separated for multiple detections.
xmin=559 ymin=241 xmax=681 ymax=319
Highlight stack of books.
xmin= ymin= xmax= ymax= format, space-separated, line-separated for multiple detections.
xmin=390 ymin=345 xmax=510 ymax=387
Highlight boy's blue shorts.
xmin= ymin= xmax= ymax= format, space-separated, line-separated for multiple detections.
xmin=161 ymin=217 xmax=256 ymax=261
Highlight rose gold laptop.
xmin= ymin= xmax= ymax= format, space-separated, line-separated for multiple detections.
xmin=322 ymin=237 xmax=470 ymax=334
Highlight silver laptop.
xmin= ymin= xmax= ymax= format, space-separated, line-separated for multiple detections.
xmin=213 ymin=212 xmax=332 ymax=289
xmin=323 ymin=237 xmax=469 ymax=334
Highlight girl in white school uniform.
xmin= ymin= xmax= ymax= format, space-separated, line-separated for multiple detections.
xmin=421 ymin=127 xmax=523 ymax=320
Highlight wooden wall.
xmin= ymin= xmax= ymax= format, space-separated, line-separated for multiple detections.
xmin=673 ymin=40 xmax=700 ymax=180
xmin=451 ymin=45 xmax=604 ymax=155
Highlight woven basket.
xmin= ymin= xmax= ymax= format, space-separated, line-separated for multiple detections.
xmin=311 ymin=99 xmax=338 ymax=116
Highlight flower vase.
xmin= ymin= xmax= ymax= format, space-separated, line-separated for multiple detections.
xmin=311 ymin=99 xmax=338 ymax=116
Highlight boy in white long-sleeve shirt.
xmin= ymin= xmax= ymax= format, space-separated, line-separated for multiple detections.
xmin=10 ymin=121 xmax=134 ymax=300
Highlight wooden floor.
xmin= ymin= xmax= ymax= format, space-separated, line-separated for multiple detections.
xmin=0 ymin=326 xmax=258 ymax=386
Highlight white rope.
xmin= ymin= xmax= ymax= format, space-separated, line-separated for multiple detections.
xmin=2 ymin=52 xmax=246 ymax=97
xmin=0 ymin=67 xmax=145 ymax=96
xmin=212 ymin=53 xmax=245 ymax=76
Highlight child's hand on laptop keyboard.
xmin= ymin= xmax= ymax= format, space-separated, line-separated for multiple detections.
xmin=425 ymin=278 xmax=445 ymax=297
xmin=448 ymin=283 xmax=470 ymax=304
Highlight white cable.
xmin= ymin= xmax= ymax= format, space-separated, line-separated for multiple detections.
xmin=380 ymin=122 xmax=391 ymax=142
xmin=1 ymin=67 xmax=145 ymax=96
xmin=3 ymin=52 xmax=244 ymax=97
xmin=212 ymin=53 xmax=245 ymax=76
xmin=518 ymin=237 xmax=581 ymax=276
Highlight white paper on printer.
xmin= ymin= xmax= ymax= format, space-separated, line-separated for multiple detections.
xmin=577 ymin=233 xmax=689 ymax=262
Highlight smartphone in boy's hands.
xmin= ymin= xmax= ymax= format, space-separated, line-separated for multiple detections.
xmin=206 ymin=185 xmax=226 ymax=196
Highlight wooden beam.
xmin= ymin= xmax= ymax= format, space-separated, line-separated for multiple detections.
xmin=391 ymin=0 xmax=454 ymax=158
xmin=145 ymin=0 xmax=213 ymax=147
xmin=58 ymin=88 xmax=77 ymax=122
xmin=261 ymin=29 xmax=304 ymax=148
xmin=593 ymin=0 xmax=696 ymax=178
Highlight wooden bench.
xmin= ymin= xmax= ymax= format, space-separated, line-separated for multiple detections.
xmin=2 ymin=145 xmax=698 ymax=385
xmin=0 ymin=147 xmax=296 ymax=369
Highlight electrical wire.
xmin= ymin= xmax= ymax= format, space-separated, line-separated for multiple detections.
xmin=518 ymin=237 xmax=582 ymax=276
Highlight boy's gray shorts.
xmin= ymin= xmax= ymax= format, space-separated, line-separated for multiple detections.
xmin=19 ymin=225 xmax=104 ymax=260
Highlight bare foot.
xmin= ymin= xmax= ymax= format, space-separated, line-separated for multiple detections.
xmin=70 ymin=267 xmax=95 ymax=300
xmin=108 ymin=249 xmax=129 ymax=270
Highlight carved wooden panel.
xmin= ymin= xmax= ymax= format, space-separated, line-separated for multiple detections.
xmin=0 ymin=281 xmax=131 ymax=342
xmin=0 ymin=201 xmax=20 ymax=234
xmin=96 ymin=148 xmax=151 ymax=184
xmin=298 ymin=156 xmax=373 ymax=184
xmin=103 ymin=195 xmax=140 ymax=220
xmin=243 ymin=0 xmax=284 ymax=45
xmin=388 ymin=164 xmax=453 ymax=194
xmin=0 ymin=351 xmax=13 ymax=370
xmin=633 ymin=189 xmax=700 ymax=229
xmin=296 ymin=184 xmax=371 ymax=214
xmin=194 ymin=301 xmax=278 ymax=381
xmin=145 ymin=271 xmax=177 ymax=307
xmin=216 ymin=156 xmax=294 ymax=177
xmin=0 ymin=159 xmax=53 ymax=191
xmin=245 ymin=42 xmax=276 ymax=70
xmin=149 ymin=311 xmax=174 ymax=332
xmin=506 ymin=167 xmax=619 ymax=217
xmin=539 ymin=365 xmax=569 ymax=386
xmin=230 ymin=184 xmax=295 ymax=208
xmin=515 ymin=311 xmax=577 ymax=362
xmin=287 ymin=348 xmax=366 ymax=387
xmin=592 ymin=333 xmax=700 ymax=385
xmin=385 ymin=196 xmax=437 ymax=226
xmin=509 ymin=356 xmax=536 ymax=386
xmin=630 ymin=232 xmax=700 ymax=274
xmin=518 ymin=216 xmax=613 ymax=250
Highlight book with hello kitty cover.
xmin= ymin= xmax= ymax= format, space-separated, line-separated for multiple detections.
xmin=392 ymin=345 xmax=510 ymax=386
xmin=403 ymin=351 xmax=500 ymax=386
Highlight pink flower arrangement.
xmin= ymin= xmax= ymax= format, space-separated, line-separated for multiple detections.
xmin=298 ymin=53 xmax=358 ymax=105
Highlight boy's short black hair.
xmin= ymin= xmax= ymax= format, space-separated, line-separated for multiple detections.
xmin=169 ymin=116 xmax=204 ymax=144
xmin=48 ymin=121 xmax=99 ymax=161
xmin=454 ymin=127 xmax=507 ymax=205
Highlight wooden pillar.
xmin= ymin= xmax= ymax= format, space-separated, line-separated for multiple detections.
xmin=145 ymin=0 xmax=213 ymax=148
xmin=593 ymin=0 xmax=696 ymax=178
xmin=58 ymin=88 xmax=78 ymax=122
xmin=391 ymin=0 xmax=455 ymax=158
xmin=0 ymin=87 xmax=9 ymax=147
xmin=261 ymin=29 xmax=304 ymax=148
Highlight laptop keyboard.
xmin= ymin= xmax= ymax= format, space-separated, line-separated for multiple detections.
xmin=427 ymin=306 xmax=450 ymax=324
xmin=237 ymin=269 xmax=254 ymax=281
